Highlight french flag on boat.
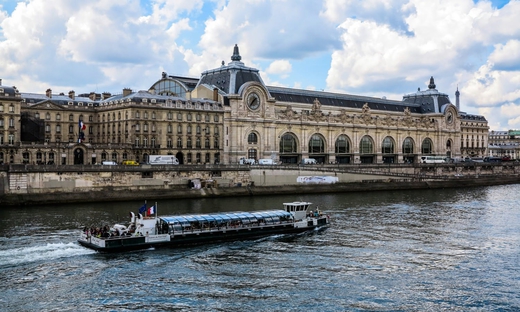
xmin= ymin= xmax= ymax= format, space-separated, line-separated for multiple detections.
xmin=148 ymin=205 xmax=155 ymax=215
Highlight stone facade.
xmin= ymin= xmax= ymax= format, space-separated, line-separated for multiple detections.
xmin=0 ymin=46 xmax=488 ymax=165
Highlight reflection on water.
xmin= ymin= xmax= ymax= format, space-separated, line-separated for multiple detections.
xmin=1 ymin=185 xmax=519 ymax=311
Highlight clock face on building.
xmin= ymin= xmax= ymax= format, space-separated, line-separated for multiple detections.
xmin=247 ymin=92 xmax=260 ymax=110
xmin=447 ymin=111 xmax=453 ymax=124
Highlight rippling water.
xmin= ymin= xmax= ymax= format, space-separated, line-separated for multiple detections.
xmin=1 ymin=185 xmax=519 ymax=311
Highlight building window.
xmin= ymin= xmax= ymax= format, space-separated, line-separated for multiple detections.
xmin=214 ymin=137 xmax=219 ymax=149
xmin=196 ymin=153 xmax=201 ymax=163
xmin=309 ymin=134 xmax=325 ymax=153
xmin=248 ymin=132 xmax=258 ymax=144
xmin=248 ymin=149 xmax=257 ymax=160
xmin=187 ymin=137 xmax=192 ymax=148
xmin=69 ymin=114 xmax=73 ymax=121
xmin=177 ymin=113 xmax=182 ymax=121
xmin=187 ymin=125 xmax=192 ymax=134
xmin=402 ymin=137 xmax=414 ymax=154
xmin=46 ymin=113 xmax=51 ymax=120
xmin=177 ymin=125 xmax=182 ymax=134
xmin=177 ymin=137 xmax=182 ymax=148
xmin=335 ymin=135 xmax=350 ymax=153
xmin=421 ymin=138 xmax=433 ymax=154
xmin=382 ymin=137 xmax=395 ymax=154
xmin=167 ymin=138 xmax=173 ymax=148
xmin=187 ymin=153 xmax=192 ymax=163
xmin=279 ymin=133 xmax=297 ymax=153
xmin=196 ymin=114 xmax=201 ymax=121
xmin=214 ymin=115 xmax=219 ymax=122
xmin=205 ymin=153 xmax=210 ymax=163
xmin=196 ymin=125 xmax=201 ymax=134
xmin=205 ymin=138 xmax=210 ymax=149
xmin=196 ymin=138 xmax=201 ymax=148
xmin=187 ymin=113 xmax=192 ymax=121
xmin=168 ymin=124 xmax=172 ymax=133
xmin=360 ymin=136 xmax=374 ymax=154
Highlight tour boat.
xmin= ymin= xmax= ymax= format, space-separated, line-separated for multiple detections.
xmin=78 ymin=201 xmax=330 ymax=252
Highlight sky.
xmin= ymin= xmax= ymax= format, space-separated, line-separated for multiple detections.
xmin=0 ymin=0 xmax=519 ymax=131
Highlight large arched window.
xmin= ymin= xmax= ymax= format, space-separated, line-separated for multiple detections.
xmin=279 ymin=133 xmax=297 ymax=153
xmin=422 ymin=138 xmax=433 ymax=154
xmin=335 ymin=135 xmax=350 ymax=153
xmin=248 ymin=132 xmax=258 ymax=144
xmin=360 ymin=136 xmax=374 ymax=154
xmin=382 ymin=137 xmax=395 ymax=154
xmin=150 ymin=77 xmax=188 ymax=98
xmin=309 ymin=134 xmax=325 ymax=153
xmin=402 ymin=137 xmax=414 ymax=154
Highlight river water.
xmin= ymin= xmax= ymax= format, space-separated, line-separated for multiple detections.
xmin=0 ymin=185 xmax=519 ymax=311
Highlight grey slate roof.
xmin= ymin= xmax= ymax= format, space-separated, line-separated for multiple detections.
xmin=268 ymin=86 xmax=424 ymax=114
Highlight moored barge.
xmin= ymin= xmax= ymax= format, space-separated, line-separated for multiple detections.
xmin=78 ymin=201 xmax=329 ymax=252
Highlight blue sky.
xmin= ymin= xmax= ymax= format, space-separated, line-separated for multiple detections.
xmin=0 ymin=0 xmax=519 ymax=131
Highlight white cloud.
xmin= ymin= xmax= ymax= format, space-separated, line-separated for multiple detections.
xmin=489 ymin=40 xmax=520 ymax=71
xmin=265 ymin=60 xmax=292 ymax=78
xmin=0 ymin=0 xmax=201 ymax=92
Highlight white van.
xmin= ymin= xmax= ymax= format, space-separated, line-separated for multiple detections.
xmin=101 ymin=160 xmax=117 ymax=165
xmin=149 ymin=155 xmax=179 ymax=165
xmin=301 ymin=158 xmax=317 ymax=165
xmin=258 ymin=159 xmax=275 ymax=165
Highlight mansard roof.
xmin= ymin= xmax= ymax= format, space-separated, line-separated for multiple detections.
xmin=267 ymin=86 xmax=425 ymax=114
xmin=197 ymin=44 xmax=265 ymax=95
xmin=21 ymin=92 xmax=97 ymax=107
xmin=459 ymin=112 xmax=487 ymax=122
xmin=100 ymin=90 xmax=221 ymax=107
xmin=402 ymin=77 xmax=453 ymax=114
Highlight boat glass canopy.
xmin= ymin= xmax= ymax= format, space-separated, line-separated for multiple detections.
xmin=160 ymin=210 xmax=293 ymax=226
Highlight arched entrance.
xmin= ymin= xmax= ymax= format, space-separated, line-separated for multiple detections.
xmin=279 ymin=133 xmax=299 ymax=164
xmin=74 ymin=148 xmax=84 ymax=165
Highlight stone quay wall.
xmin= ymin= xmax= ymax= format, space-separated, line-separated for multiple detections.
xmin=1 ymin=162 xmax=519 ymax=206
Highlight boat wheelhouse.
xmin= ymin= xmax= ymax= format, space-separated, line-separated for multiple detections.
xmin=78 ymin=201 xmax=329 ymax=253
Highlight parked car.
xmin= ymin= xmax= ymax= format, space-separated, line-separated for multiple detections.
xmin=122 ymin=160 xmax=139 ymax=166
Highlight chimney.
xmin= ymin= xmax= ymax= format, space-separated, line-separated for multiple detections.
xmin=123 ymin=88 xmax=132 ymax=97
xmin=213 ymin=88 xmax=218 ymax=102
xmin=46 ymin=88 xmax=52 ymax=98
xmin=68 ymin=90 xmax=75 ymax=100
xmin=89 ymin=92 xmax=96 ymax=101
xmin=102 ymin=92 xmax=112 ymax=100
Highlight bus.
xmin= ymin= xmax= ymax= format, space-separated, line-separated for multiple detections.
xmin=420 ymin=156 xmax=447 ymax=164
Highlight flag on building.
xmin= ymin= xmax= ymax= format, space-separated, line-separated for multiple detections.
xmin=147 ymin=206 xmax=155 ymax=215
xmin=79 ymin=120 xmax=86 ymax=131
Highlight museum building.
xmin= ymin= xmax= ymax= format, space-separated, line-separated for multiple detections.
xmin=0 ymin=45 xmax=488 ymax=165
